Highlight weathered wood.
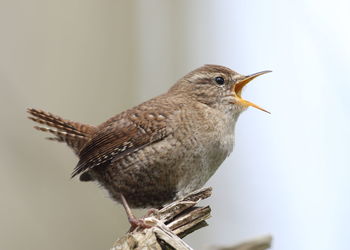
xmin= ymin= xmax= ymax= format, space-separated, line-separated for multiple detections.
xmin=111 ymin=187 xmax=212 ymax=250
xmin=213 ymin=235 xmax=272 ymax=250
xmin=110 ymin=187 xmax=272 ymax=250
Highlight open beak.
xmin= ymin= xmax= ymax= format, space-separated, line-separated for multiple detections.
xmin=233 ymin=70 xmax=271 ymax=114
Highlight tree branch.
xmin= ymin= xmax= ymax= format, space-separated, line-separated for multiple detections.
xmin=212 ymin=235 xmax=272 ymax=250
xmin=110 ymin=187 xmax=272 ymax=250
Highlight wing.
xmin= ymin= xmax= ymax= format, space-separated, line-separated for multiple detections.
xmin=71 ymin=111 xmax=169 ymax=178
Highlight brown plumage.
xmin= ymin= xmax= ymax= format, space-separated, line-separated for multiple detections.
xmin=27 ymin=108 xmax=96 ymax=155
xmin=28 ymin=65 xmax=270 ymax=226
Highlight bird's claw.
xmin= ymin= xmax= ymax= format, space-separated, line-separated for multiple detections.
xmin=128 ymin=217 xmax=153 ymax=232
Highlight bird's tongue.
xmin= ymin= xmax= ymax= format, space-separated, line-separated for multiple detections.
xmin=233 ymin=71 xmax=271 ymax=114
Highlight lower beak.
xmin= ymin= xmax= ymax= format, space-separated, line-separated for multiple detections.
xmin=233 ymin=70 xmax=271 ymax=114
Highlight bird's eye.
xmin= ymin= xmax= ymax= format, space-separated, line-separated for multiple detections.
xmin=214 ymin=76 xmax=225 ymax=85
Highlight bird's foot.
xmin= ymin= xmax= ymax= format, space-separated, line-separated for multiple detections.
xmin=128 ymin=217 xmax=153 ymax=232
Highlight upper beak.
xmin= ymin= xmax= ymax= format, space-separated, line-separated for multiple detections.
xmin=233 ymin=70 xmax=272 ymax=114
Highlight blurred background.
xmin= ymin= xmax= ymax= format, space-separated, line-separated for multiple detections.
xmin=1 ymin=0 xmax=349 ymax=249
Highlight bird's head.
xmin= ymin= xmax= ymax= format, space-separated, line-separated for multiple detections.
xmin=170 ymin=64 xmax=271 ymax=114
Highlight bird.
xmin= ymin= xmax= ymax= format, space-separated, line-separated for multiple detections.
xmin=27 ymin=64 xmax=270 ymax=227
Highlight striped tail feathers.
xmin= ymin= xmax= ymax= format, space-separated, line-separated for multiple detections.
xmin=27 ymin=108 xmax=96 ymax=154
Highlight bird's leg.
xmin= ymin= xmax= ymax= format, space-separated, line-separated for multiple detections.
xmin=120 ymin=193 xmax=152 ymax=231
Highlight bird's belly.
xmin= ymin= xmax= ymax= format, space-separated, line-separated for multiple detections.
xmin=91 ymin=136 xmax=185 ymax=208
xmin=91 ymin=132 xmax=234 ymax=208
xmin=175 ymin=133 xmax=234 ymax=198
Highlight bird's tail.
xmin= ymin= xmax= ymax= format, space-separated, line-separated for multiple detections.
xmin=27 ymin=108 xmax=96 ymax=155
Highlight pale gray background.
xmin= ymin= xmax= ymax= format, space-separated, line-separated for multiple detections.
xmin=1 ymin=1 xmax=349 ymax=250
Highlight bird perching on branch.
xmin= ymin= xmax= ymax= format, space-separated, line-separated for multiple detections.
xmin=28 ymin=65 xmax=271 ymax=228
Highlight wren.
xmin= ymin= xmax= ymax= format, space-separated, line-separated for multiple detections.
xmin=28 ymin=65 xmax=270 ymax=227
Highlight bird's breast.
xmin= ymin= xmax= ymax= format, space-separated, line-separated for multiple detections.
xmin=173 ymin=105 xmax=237 ymax=197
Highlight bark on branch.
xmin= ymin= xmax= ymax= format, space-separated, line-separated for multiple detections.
xmin=110 ymin=187 xmax=272 ymax=250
